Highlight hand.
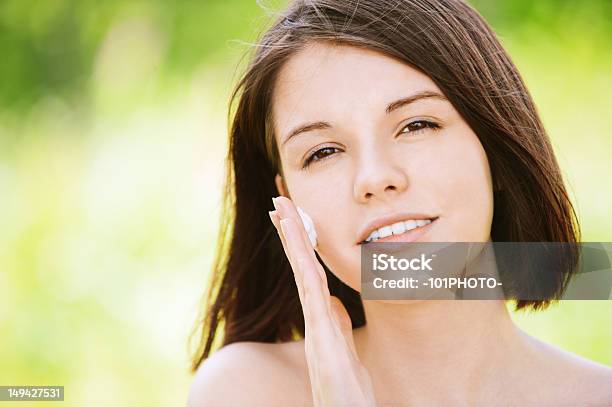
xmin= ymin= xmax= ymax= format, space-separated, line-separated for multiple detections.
xmin=269 ymin=196 xmax=377 ymax=407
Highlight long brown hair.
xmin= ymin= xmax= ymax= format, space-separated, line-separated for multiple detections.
xmin=189 ymin=0 xmax=580 ymax=372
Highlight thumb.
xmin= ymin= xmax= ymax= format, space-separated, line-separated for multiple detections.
xmin=329 ymin=296 xmax=359 ymax=360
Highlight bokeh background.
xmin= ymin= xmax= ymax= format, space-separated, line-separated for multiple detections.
xmin=0 ymin=0 xmax=610 ymax=405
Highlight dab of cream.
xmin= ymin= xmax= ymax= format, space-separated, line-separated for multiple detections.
xmin=297 ymin=206 xmax=318 ymax=249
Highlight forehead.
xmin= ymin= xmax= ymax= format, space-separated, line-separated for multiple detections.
xmin=272 ymin=42 xmax=441 ymax=134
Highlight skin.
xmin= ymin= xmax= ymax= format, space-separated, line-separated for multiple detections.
xmin=272 ymin=42 xmax=493 ymax=291
xmin=187 ymin=42 xmax=612 ymax=406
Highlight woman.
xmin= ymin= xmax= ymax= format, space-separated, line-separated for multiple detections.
xmin=187 ymin=0 xmax=612 ymax=405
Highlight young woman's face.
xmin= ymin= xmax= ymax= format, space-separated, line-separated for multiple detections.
xmin=272 ymin=42 xmax=493 ymax=291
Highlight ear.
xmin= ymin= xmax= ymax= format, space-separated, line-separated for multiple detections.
xmin=275 ymin=174 xmax=288 ymax=197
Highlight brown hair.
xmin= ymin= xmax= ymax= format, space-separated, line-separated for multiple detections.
xmin=189 ymin=0 xmax=580 ymax=372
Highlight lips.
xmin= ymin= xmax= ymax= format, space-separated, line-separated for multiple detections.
xmin=363 ymin=217 xmax=437 ymax=244
xmin=357 ymin=213 xmax=439 ymax=244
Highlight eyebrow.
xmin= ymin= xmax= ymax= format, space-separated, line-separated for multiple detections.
xmin=280 ymin=90 xmax=447 ymax=147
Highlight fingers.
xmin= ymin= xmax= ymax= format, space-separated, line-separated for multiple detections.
xmin=269 ymin=203 xmax=373 ymax=404
xmin=280 ymin=217 xmax=330 ymax=329
xmin=272 ymin=197 xmax=324 ymax=278
xmin=329 ymin=296 xmax=360 ymax=361
xmin=270 ymin=197 xmax=344 ymax=338
xmin=269 ymin=211 xmax=288 ymax=254
xmin=274 ymin=196 xmax=313 ymax=248
xmin=270 ymin=211 xmax=307 ymax=304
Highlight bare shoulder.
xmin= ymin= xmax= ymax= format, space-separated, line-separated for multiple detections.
xmin=527 ymin=335 xmax=612 ymax=405
xmin=187 ymin=340 xmax=310 ymax=407
xmin=559 ymin=351 xmax=612 ymax=404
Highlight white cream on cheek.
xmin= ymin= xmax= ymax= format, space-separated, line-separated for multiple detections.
xmin=297 ymin=206 xmax=318 ymax=249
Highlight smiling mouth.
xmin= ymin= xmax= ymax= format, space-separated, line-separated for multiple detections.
xmin=359 ymin=217 xmax=439 ymax=245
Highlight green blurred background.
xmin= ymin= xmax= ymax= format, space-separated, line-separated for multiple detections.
xmin=0 ymin=0 xmax=610 ymax=405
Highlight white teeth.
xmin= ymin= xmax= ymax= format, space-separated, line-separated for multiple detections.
xmin=391 ymin=221 xmax=406 ymax=235
xmin=404 ymin=219 xmax=417 ymax=231
xmin=378 ymin=225 xmax=393 ymax=238
xmin=364 ymin=218 xmax=433 ymax=243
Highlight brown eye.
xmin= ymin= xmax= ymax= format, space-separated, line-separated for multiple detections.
xmin=303 ymin=146 xmax=340 ymax=168
xmin=400 ymin=120 xmax=440 ymax=135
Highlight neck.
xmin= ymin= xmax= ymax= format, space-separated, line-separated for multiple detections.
xmin=354 ymin=299 xmax=528 ymax=404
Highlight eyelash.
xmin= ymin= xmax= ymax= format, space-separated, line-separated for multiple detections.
xmin=301 ymin=119 xmax=441 ymax=169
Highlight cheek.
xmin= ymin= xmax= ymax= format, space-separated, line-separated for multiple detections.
xmin=317 ymin=244 xmax=363 ymax=292
xmin=298 ymin=193 xmax=364 ymax=290
xmin=283 ymin=175 xmax=361 ymax=289
xmin=433 ymin=129 xmax=494 ymax=241
xmin=314 ymin=195 xmax=363 ymax=291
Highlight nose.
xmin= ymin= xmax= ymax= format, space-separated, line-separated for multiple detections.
xmin=353 ymin=147 xmax=409 ymax=203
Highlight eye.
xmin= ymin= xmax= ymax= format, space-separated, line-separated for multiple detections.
xmin=399 ymin=119 xmax=440 ymax=135
xmin=303 ymin=146 xmax=340 ymax=168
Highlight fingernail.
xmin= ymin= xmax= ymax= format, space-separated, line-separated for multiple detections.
xmin=268 ymin=210 xmax=276 ymax=225
xmin=273 ymin=196 xmax=285 ymax=216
